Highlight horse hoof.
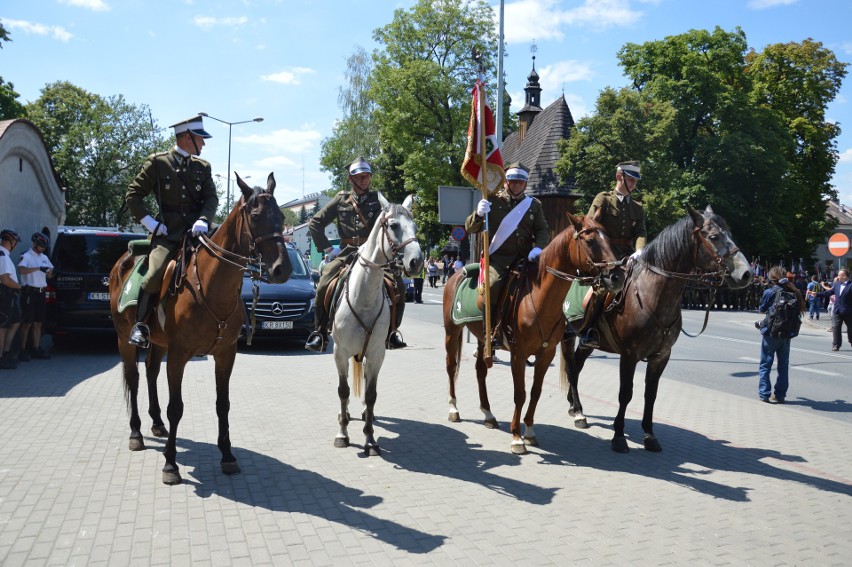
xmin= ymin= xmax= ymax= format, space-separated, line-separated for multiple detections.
xmin=162 ymin=471 xmax=182 ymax=485
xmin=644 ymin=436 xmax=662 ymax=452
xmin=524 ymin=436 xmax=539 ymax=447
xmin=151 ymin=425 xmax=168 ymax=437
xmin=129 ymin=436 xmax=145 ymax=451
xmin=611 ymin=438 xmax=630 ymax=453
xmin=574 ymin=418 xmax=589 ymax=430
xmin=334 ymin=436 xmax=350 ymax=448
xmin=484 ymin=418 xmax=499 ymax=429
xmin=510 ymin=441 xmax=528 ymax=455
xmin=221 ymin=461 xmax=241 ymax=475
xmin=448 ymin=411 xmax=460 ymax=423
xmin=365 ymin=444 xmax=381 ymax=456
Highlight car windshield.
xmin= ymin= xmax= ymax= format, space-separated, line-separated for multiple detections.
xmin=246 ymin=247 xmax=309 ymax=278
xmin=52 ymin=234 xmax=140 ymax=273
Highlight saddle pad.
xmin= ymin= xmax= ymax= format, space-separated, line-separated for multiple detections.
xmin=127 ymin=239 xmax=152 ymax=256
xmin=563 ymin=282 xmax=590 ymax=323
xmin=451 ymin=264 xmax=485 ymax=325
xmin=116 ymin=256 xmax=149 ymax=313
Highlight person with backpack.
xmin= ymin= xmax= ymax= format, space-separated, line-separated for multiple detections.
xmin=756 ymin=266 xmax=806 ymax=403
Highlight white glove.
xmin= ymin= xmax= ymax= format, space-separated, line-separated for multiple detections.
xmin=476 ymin=199 xmax=491 ymax=217
xmin=528 ymin=247 xmax=542 ymax=261
xmin=631 ymin=248 xmax=643 ymax=259
xmin=141 ymin=215 xmax=168 ymax=236
xmin=191 ymin=219 xmax=209 ymax=235
xmin=327 ymin=247 xmax=341 ymax=260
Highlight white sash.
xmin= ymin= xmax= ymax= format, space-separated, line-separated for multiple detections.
xmin=489 ymin=196 xmax=533 ymax=255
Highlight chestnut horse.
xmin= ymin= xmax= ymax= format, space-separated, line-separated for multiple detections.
xmin=443 ymin=212 xmax=623 ymax=454
xmin=560 ymin=205 xmax=752 ymax=453
xmin=109 ymin=173 xmax=292 ymax=484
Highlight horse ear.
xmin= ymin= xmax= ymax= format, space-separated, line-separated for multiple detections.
xmin=704 ymin=204 xmax=714 ymax=215
xmin=566 ymin=211 xmax=583 ymax=230
xmin=402 ymin=194 xmax=415 ymax=210
xmin=266 ymin=172 xmax=276 ymax=195
xmin=235 ymin=172 xmax=253 ymax=201
xmin=687 ymin=205 xmax=705 ymax=226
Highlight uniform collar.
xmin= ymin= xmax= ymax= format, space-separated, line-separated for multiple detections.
xmin=174 ymin=146 xmax=191 ymax=159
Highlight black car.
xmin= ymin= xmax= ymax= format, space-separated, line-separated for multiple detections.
xmin=240 ymin=244 xmax=316 ymax=343
xmin=46 ymin=226 xmax=145 ymax=340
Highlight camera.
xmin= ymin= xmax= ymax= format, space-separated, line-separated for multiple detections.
xmin=39 ymin=266 xmax=49 ymax=273
xmin=754 ymin=320 xmax=762 ymax=330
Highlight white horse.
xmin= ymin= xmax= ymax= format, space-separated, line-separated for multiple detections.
xmin=332 ymin=197 xmax=424 ymax=455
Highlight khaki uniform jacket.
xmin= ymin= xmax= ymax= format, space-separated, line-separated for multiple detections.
xmin=126 ymin=149 xmax=219 ymax=244
xmin=587 ymin=190 xmax=646 ymax=258
xmin=309 ymin=191 xmax=384 ymax=257
xmin=465 ymin=190 xmax=550 ymax=276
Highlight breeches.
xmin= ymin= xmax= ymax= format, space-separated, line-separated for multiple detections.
xmin=141 ymin=240 xmax=179 ymax=294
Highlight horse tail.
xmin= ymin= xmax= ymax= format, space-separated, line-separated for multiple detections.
xmin=559 ymin=340 xmax=570 ymax=393
xmin=352 ymin=358 xmax=363 ymax=398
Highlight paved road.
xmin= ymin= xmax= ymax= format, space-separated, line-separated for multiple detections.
xmin=0 ymin=301 xmax=850 ymax=565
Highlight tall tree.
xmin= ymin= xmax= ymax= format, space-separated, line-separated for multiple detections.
xmin=26 ymin=81 xmax=170 ymax=227
xmin=369 ymin=0 xmax=498 ymax=246
xmin=0 ymin=21 xmax=26 ymax=120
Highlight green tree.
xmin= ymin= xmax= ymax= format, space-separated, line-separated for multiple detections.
xmin=299 ymin=205 xmax=308 ymax=224
xmin=26 ymin=81 xmax=170 ymax=227
xmin=0 ymin=21 xmax=26 ymax=120
xmin=370 ymin=0 xmax=498 ymax=246
xmin=281 ymin=207 xmax=299 ymax=228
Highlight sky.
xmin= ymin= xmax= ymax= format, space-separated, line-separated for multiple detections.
xmin=2 ymin=0 xmax=852 ymax=210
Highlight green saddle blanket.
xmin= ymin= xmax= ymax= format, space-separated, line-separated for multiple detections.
xmin=116 ymin=255 xmax=149 ymax=314
xmin=451 ymin=263 xmax=486 ymax=324
xmin=563 ymin=282 xmax=591 ymax=323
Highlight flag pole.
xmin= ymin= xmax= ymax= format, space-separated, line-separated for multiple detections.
xmin=477 ymin=80 xmax=494 ymax=366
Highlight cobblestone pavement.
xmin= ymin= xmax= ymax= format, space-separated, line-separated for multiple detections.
xmin=0 ymin=313 xmax=850 ymax=566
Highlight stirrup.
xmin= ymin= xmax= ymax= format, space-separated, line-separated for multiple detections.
xmin=129 ymin=322 xmax=150 ymax=348
xmin=578 ymin=328 xmax=599 ymax=349
xmin=386 ymin=331 xmax=407 ymax=350
xmin=305 ymin=331 xmax=327 ymax=353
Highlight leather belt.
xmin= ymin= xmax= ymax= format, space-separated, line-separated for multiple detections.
xmin=341 ymin=237 xmax=366 ymax=246
xmin=24 ymin=286 xmax=45 ymax=293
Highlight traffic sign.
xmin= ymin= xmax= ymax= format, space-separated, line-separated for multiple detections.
xmin=828 ymin=232 xmax=850 ymax=257
xmin=451 ymin=225 xmax=466 ymax=241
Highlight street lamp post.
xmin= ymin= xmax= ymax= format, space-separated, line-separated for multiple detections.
xmin=198 ymin=112 xmax=263 ymax=210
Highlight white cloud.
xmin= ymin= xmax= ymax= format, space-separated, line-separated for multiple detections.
xmin=747 ymin=0 xmax=798 ymax=9
xmin=3 ymin=18 xmax=73 ymax=42
xmin=58 ymin=0 xmax=110 ymax=11
xmin=260 ymin=67 xmax=316 ymax=85
xmin=235 ymin=127 xmax=322 ymax=154
xmin=837 ymin=148 xmax=852 ymax=163
xmin=193 ymin=15 xmax=249 ymax=29
xmin=503 ymin=0 xmax=642 ymax=44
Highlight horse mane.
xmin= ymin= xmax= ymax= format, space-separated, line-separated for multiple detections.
xmin=641 ymin=208 xmax=732 ymax=271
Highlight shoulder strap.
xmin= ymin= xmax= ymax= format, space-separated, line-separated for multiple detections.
xmin=348 ymin=193 xmax=369 ymax=227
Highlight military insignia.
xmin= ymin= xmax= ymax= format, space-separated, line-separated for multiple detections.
xmin=195 ymin=184 xmax=201 ymax=192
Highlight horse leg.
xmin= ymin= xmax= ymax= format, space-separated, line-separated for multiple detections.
xmin=362 ymin=372 xmax=380 ymax=456
xmin=641 ymin=353 xmax=670 ymax=453
xmin=612 ymin=356 xmax=639 ymax=453
xmin=445 ymin=323 xmax=463 ymax=423
xmin=214 ymin=345 xmax=240 ymax=475
xmin=475 ymin=340 xmax=498 ymax=429
xmin=334 ymin=349 xmax=351 ymax=448
xmin=119 ymin=341 xmax=145 ymax=451
xmin=509 ymin=352 xmax=528 ymax=454
xmin=162 ymin=352 xmax=190 ymax=485
xmin=568 ymin=339 xmax=593 ymax=429
xmin=145 ymin=344 xmax=168 ymax=438
xmin=522 ymin=348 xmax=557 ymax=447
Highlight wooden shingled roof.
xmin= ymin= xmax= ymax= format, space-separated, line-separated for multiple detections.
xmin=501 ymin=95 xmax=579 ymax=198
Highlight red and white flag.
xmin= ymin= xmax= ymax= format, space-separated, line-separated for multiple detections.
xmin=461 ymin=81 xmax=505 ymax=195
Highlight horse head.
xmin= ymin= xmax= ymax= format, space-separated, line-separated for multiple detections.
xmin=688 ymin=205 xmax=752 ymax=289
xmin=234 ymin=172 xmax=292 ymax=284
xmin=384 ymin=196 xmax=424 ymax=277
xmin=567 ymin=211 xmax=625 ymax=293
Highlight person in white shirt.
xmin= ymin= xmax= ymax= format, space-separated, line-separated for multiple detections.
xmin=0 ymin=229 xmax=23 ymax=369
xmin=17 ymin=232 xmax=54 ymax=360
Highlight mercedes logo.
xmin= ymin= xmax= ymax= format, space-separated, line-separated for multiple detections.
xmin=101 ymin=276 xmax=110 ymax=287
xmin=271 ymin=302 xmax=285 ymax=315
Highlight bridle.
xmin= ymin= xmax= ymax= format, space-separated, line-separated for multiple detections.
xmin=545 ymin=223 xmax=621 ymax=286
xmin=356 ymin=208 xmax=418 ymax=270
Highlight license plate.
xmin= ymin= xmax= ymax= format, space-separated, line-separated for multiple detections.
xmin=262 ymin=320 xmax=293 ymax=330
xmin=87 ymin=292 xmax=110 ymax=301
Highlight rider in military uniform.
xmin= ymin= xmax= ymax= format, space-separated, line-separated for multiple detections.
xmin=579 ymin=160 xmax=646 ymax=348
xmin=305 ymin=158 xmax=408 ymax=353
xmin=466 ymin=163 xmax=550 ymax=343
xmin=125 ymin=115 xmax=219 ymax=347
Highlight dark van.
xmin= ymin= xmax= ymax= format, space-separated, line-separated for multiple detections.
xmin=46 ymin=226 xmax=145 ymax=340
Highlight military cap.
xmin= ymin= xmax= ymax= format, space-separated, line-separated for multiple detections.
xmin=348 ymin=158 xmax=372 ymax=175
xmin=505 ymin=162 xmax=530 ymax=181
xmin=616 ymin=161 xmax=641 ymax=179
xmin=169 ymin=115 xmax=212 ymax=138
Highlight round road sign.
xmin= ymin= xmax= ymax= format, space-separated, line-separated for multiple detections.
xmin=451 ymin=226 xmax=466 ymax=241
xmin=828 ymin=233 xmax=850 ymax=257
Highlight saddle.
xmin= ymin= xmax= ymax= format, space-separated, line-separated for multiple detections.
xmin=116 ymin=234 xmax=197 ymax=313
xmin=563 ymin=275 xmax=626 ymax=353
xmin=320 ymin=259 xmax=401 ymax=333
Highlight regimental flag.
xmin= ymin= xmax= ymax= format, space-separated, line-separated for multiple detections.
xmin=461 ymin=81 xmax=505 ymax=195
xmin=478 ymin=252 xmax=487 ymax=291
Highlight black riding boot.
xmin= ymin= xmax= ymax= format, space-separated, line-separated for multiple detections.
xmin=578 ymin=327 xmax=600 ymax=349
xmin=129 ymin=290 xmax=156 ymax=348
xmin=305 ymin=329 xmax=328 ymax=353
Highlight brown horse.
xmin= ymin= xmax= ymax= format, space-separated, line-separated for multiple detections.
xmin=559 ymin=205 xmax=753 ymax=453
xmin=109 ymin=172 xmax=292 ymax=485
xmin=443 ymin=212 xmax=622 ymax=454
